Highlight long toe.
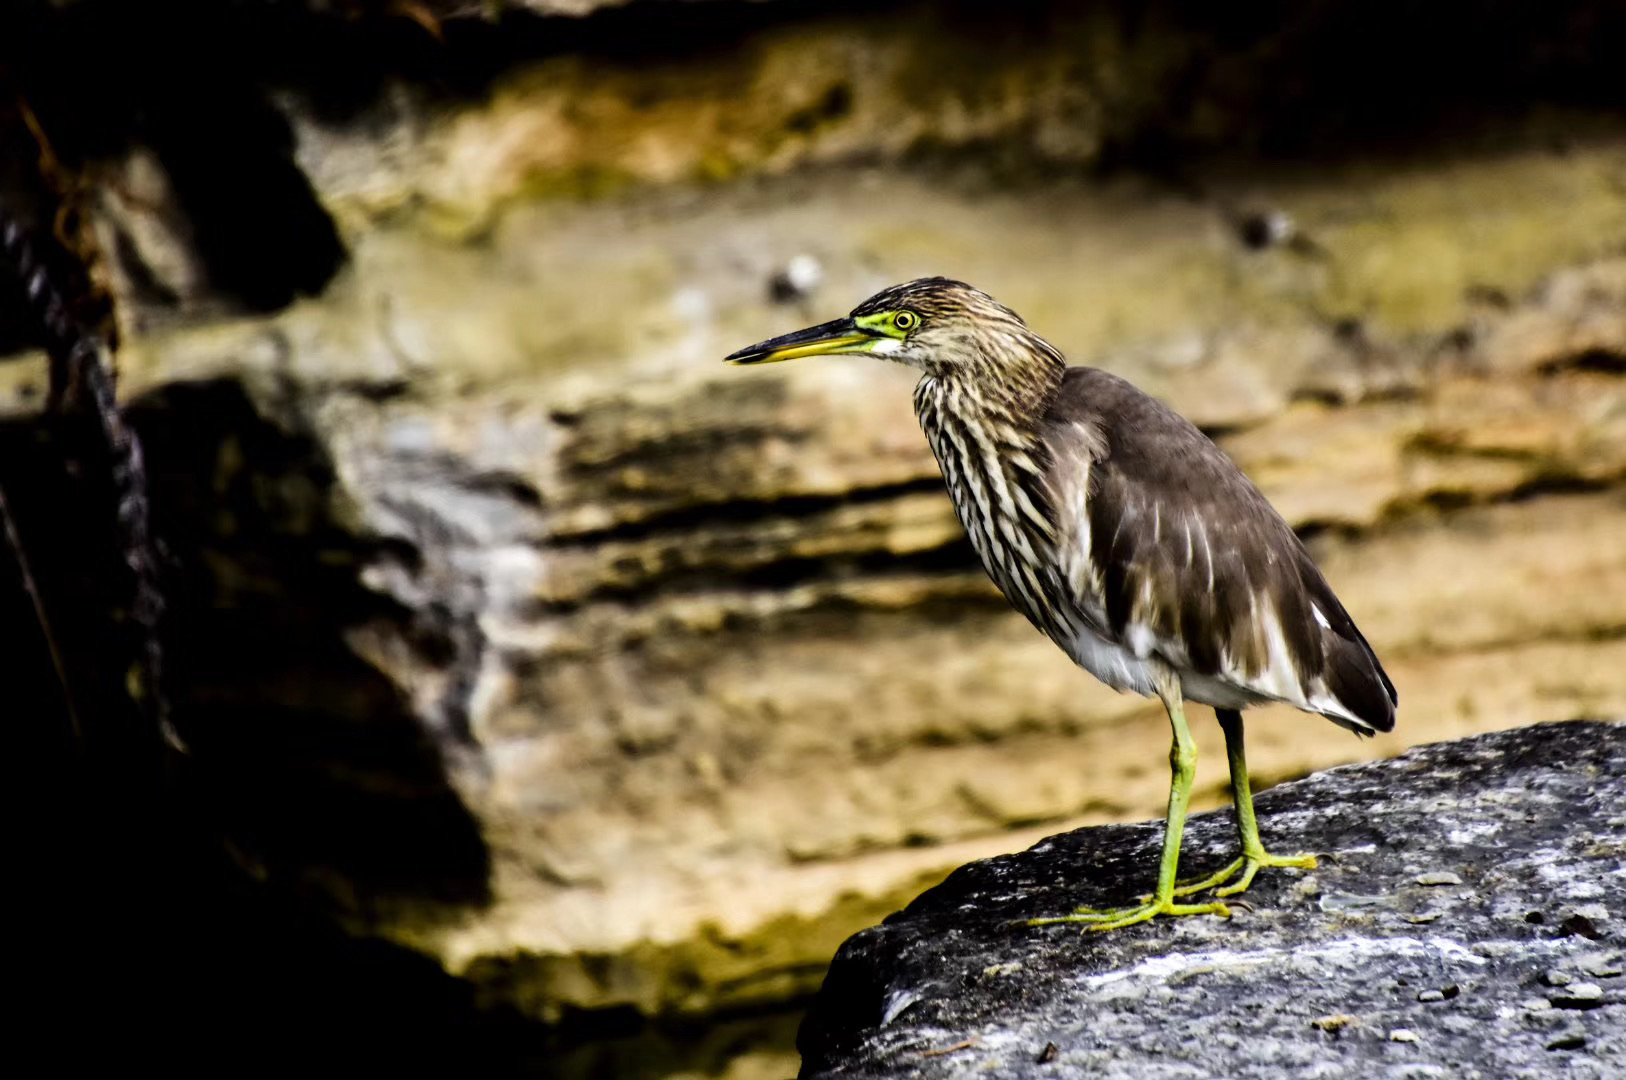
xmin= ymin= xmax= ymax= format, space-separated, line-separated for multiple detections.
xmin=1026 ymin=905 xmax=1134 ymax=926
xmin=1168 ymin=857 xmax=1247 ymax=898
xmin=1027 ymin=897 xmax=1231 ymax=932
xmin=1213 ymin=851 xmax=1318 ymax=898
xmin=1084 ymin=898 xmax=1231 ymax=932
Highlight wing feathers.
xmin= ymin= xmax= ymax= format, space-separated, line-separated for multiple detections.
xmin=1055 ymin=367 xmax=1396 ymax=732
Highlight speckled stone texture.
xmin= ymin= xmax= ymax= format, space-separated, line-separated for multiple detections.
xmin=798 ymin=719 xmax=1626 ymax=1078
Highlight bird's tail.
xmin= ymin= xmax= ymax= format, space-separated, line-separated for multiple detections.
xmin=1321 ymin=627 xmax=1397 ymax=736
xmin=1299 ymin=558 xmax=1397 ymax=737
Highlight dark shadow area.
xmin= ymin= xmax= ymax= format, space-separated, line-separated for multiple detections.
xmin=545 ymin=1005 xmax=805 ymax=1080
xmin=121 ymin=378 xmax=491 ymax=910
xmin=1 ymin=377 xmax=503 ymax=1069
xmin=2 ymin=3 xmax=351 ymax=318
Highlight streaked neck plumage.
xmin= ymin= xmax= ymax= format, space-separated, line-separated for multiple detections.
xmin=913 ymin=320 xmax=1068 ymax=426
xmin=910 ymin=324 xmax=1073 ymax=642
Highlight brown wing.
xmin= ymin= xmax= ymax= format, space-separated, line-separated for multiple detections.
xmin=1049 ymin=367 xmax=1396 ymax=733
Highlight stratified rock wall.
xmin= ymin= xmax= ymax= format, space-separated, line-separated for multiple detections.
xmin=3 ymin=0 xmax=1626 ymax=1033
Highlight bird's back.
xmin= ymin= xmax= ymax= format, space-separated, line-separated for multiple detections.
xmin=1041 ymin=367 xmax=1397 ymax=735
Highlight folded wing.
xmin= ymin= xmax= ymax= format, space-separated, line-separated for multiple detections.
xmin=1049 ymin=368 xmax=1397 ymax=734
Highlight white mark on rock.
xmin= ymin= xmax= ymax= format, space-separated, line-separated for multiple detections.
xmin=1079 ymin=935 xmax=1486 ymax=992
xmin=1447 ymin=822 xmax=1502 ymax=845
xmin=881 ymin=988 xmax=923 ymax=1027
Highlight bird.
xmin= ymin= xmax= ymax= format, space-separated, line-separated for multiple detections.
xmin=724 ymin=277 xmax=1396 ymax=931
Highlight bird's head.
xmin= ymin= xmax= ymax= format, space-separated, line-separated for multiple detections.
xmin=725 ymin=277 xmax=1064 ymax=391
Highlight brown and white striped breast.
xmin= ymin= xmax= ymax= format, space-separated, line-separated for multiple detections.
xmin=912 ymin=375 xmax=1081 ymax=649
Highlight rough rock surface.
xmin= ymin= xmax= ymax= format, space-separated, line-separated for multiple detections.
xmin=798 ymin=719 xmax=1626 ymax=1078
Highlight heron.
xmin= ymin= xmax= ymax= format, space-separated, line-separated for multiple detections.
xmin=725 ymin=277 xmax=1396 ymax=931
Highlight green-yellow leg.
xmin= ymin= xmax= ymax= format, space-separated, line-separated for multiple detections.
xmin=1171 ymin=708 xmax=1317 ymax=899
xmin=1028 ymin=674 xmax=1231 ymax=932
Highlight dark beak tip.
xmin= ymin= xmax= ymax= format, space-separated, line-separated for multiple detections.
xmin=723 ymin=339 xmax=775 ymax=364
xmin=724 ymin=317 xmax=861 ymax=367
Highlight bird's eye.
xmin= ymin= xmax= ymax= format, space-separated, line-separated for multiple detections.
xmin=894 ymin=311 xmax=918 ymax=331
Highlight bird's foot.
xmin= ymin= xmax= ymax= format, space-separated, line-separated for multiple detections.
xmin=1027 ymin=895 xmax=1231 ymax=933
xmin=1166 ymin=860 xmax=1250 ymax=898
xmin=1213 ymin=850 xmax=1317 ymax=898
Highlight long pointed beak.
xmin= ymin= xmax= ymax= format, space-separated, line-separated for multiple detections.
xmin=724 ymin=318 xmax=876 ymax=365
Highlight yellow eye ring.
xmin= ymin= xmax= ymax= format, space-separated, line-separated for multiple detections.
xmin=894 ymin=311 xmax=918 ymax=331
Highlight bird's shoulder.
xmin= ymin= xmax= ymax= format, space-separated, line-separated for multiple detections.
xmin=1040 ymin=365 xmax=1262 ymax=505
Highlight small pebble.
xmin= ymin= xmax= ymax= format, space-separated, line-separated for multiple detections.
xmin=1406 ymin=912 xmax=1442 ymax=924
xmin=1542 ymin=970 xmax=1574 ymax=987
xmin=1580 ymin=955 xmax=1623 ymax=978
xmin=1559 ymin=913 xmax=1603 ymax=940
xmin=1551 ymin=983 xmax=1605 ymax=1010
xmin=1389 ymin=1028 xmax=1421 ymax=1043
xmin=1311 ymin=1013 xmax=1358 ymax=1032
xmin=1416 ymin=989 xmax=1445 ymax=1002
xmin=1522 ymin=998 xmax=1553 ymax=1012
xmin=1415 ymin=871 xmax=1463 ymax=886
xmin=1547 ymin=1033 xmax=1588 ymax=1052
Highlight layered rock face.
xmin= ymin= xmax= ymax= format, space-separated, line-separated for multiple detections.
xmin=3 ymin=0 xmax=1626 ymax=1049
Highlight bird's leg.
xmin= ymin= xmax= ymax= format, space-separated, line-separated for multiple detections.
xmin=1028 ymin=673 xmax=1231 ymax=931
xmin=1180 ymin=708 xmax=1317 ymax=898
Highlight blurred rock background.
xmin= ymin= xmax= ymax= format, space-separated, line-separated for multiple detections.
xmin=3 ymin=1 xmax=1625 ymax=1075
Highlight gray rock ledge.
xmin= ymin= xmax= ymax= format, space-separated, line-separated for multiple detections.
xmin=798 ymin=719 xmax=1626 ymax=1079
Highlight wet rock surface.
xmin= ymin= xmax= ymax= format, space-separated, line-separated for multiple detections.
xmin=799 ymin=719 xmax=1626 ymax=1078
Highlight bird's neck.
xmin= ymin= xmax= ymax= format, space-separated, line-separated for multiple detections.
xmin=915 ymin=334 xmax=1067 ymax=450
xmin=911 ymin=356 xmax=1068 ymax=643
xmin=913 ymin=374 xmax=1051 ymax=458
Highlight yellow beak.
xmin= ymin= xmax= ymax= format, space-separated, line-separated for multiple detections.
xmin=724 ymin=318 xmax=875 ymax=365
